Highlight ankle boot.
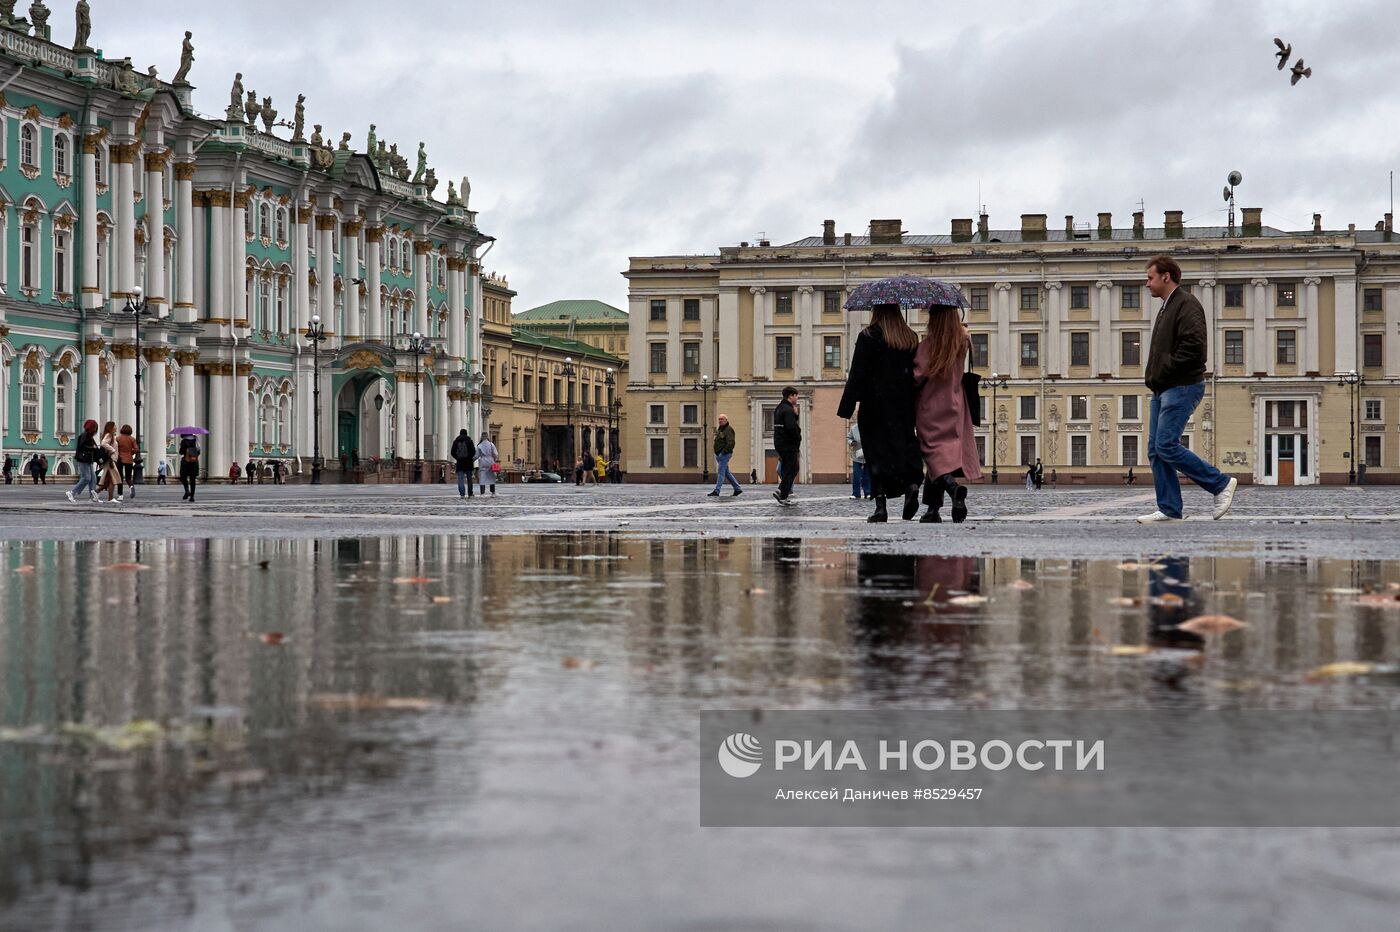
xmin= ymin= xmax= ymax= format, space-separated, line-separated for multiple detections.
xmin=867 ymin=496 xmax=888 ymax=523
xmin=901 ymin=485 xmax=920 ymax=521
xmin=920 ymin=478 xmax=945 ymax=522
xmin=943 ymin=475 xmax=969 ymax=523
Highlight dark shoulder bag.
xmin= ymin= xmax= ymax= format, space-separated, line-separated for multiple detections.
xmin=962 ymin=350 xmax=982 ymax=427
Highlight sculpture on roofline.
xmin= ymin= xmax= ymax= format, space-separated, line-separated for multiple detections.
xmin=173 ymin=31 xmax=194 ymax=84
xmin=29 ymin=2 xmax=50 ymax=35
xmin=446 ymin=180 xmax=460 ymax=206
xmin=310 ymin=124 xmax=323 ymax=148
xmin=292 ymin=94 xmax=306 ymax=142
xmin=73 ymin=0 xmax=90 ymax=50
xmin=0 ymin=3 xmax=16 ymax=29
xmin=424 ymin=167 xmax=437 ymax=196
xmin=339 ymin=132 xmax=351 ymax=151
xmin=146 ymin=65 xmax=158 ymax=80
xmin=366 ymin=124 xmax=377 ymax=156
xmin=227 ymin=73 xmax=245 ymax=122
xmin=412 ymin=142 xmax=427 ymax=183
xmin=245 ymin=91 xmax=261 ymax=129
xmin=460 ymin=176 xmax=470 ymax=210
xmin=374 ymin=140 xmax=387 ymax=169
xmin=261 ymin=97 xmax=277 ymax=134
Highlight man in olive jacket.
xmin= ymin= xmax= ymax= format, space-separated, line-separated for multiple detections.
xmin=707 ymin=413 xmax=743 ymax=497
xmin=772 ymin=387 xmax=802 ymax=504
xmin=1138 ymin=254 xmax=1237 ymax=523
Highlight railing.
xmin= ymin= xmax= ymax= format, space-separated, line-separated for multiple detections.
xmin=246 ymin=132 xmax=299 ymax=163
xmin=380 ymin=175 xmax=416 ymax=199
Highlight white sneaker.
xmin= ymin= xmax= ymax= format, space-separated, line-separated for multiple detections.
xmin=65 ymin=491 xmax=76 ymax=503
xmin=114 ymin=494 xmax=123 ymax=503
xmin=89 ymin=492 xmax=99 ymax=502
xmin=1136 ymin=510 xmax=1182 ymax=524
xmin=850 ymin=494 xmax=860 ymax=500
xmin=1212 ymin=477 xmax=1238 ymax=520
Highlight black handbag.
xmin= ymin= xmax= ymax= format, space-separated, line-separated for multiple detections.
xmin=962 ymin=350 xmax=982 ymax=427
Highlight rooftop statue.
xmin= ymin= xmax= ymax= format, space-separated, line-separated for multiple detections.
xmin=73 ymin=0 xmax=90 ymax=50
xmin=28 ymin=2 xmax=49 ymax=33
xmin=412 ymin=142 xmax=427 ymax=183
xmin=310 ymin=123 xmax=323 ymax=148
xmin=245 ymin=91 xmax=261 ymax=129
xmin=424 ymin=167 xmax=438 ymax=196
xmin=446 ymin=180 xmax=460 ymax=206
xmin=366 ymin=124 xmax=377 ymax=156
xmin=460 ymin=176 xmax=470 ymax=210
xmin=339 ymin=132 xmax=351 ymax=151
xmin=0 ymin=3 xmax=15 ymax=28
xmin=292 ymin=94 xmax=306 ymax=142
xmin=227 ymin=72 xmax=245 ymax=122
xmin=173 ymin=31 xmax=194 ymax=84
xmin=260 ymin=97 xmax=277 ymax=134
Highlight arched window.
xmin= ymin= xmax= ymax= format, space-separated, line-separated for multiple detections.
xmin=258 ymin=203 xmax=271 ymax=239
xmin=259 ymin=271 xmax=272 ymax=331
xmin=20 ymin=124 xmax=36 ymax=167
xmin=94 ymin=144 xmax=106 ymax=186
xmin=276 ymin=274 xmax=288 ymax=333
xmin=55 ymin=369 xmax=72 ymax=433
xmin=53 ymin=228 xmax=70 ymax=294
xmin=54 ymin=133 xmax=68 ymax=176
xmin=261 ymin=394 xmax=275 ymax=447
xmin=21 ymin=211 xmax=40 ymax=291
xmin=245 ymin=261 xmax=255 ymax=321
xmin=278 ymin=394 xmax=291 ymax=446
xmin=244 ymin=201 xmax=255 ymax=238
xmin=276 ymin=207 xmax=288 ymax=243
xmin=21 ymin=367 xmax=40 ymax=432
xmin=389 ymin=237 xmax=399 ymax=270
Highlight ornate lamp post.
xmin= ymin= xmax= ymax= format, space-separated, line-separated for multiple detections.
xmin=562 ymin=355 xmax=576 ymax=468
xmin=407 ymin=330 xmax=428 ymax=483
xmin=604 ymin=367 xmax=618 ymax=465
xmin=693 ymin=373 xmax=716 ymax=483
xmin=986 ymin=371 xmax=1009 ymax=483
xmin=121 ymin=285 xmax=164 ymax=498
xmin=1338 ymin=368 xmax=1364 ymax=484
xmin=306 ymin=313 xmax=327 ymax=484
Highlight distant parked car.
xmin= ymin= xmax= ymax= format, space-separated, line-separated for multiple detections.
xmin=522 ymin=470 xmax=563 ymax=484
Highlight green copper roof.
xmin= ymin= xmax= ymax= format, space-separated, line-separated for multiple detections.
xmin=514 ymin=299 xmax=627 ymax=321
xmin=512 ymin=328 xmax=624 ymax=365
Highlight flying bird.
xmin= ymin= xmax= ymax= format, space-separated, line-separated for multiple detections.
xmin=1291 ymin=59 xmax=1312 ymax=85
xmin=1273 ymin=37 xmax=1291 ymax=70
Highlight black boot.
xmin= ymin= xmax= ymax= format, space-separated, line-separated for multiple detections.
xmin=944 ymin=475 xmax=969 ymax=523
xmin=920 ymin=478 xmax=945 ymax=523
xmin=867 ymin=496 xmax=888 ymax=523
xmin=901 ymin=485 xmax=920 ymax=521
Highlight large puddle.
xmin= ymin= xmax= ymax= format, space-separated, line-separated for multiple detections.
xmin=2 ymin=535 xmax=1399 ymax=929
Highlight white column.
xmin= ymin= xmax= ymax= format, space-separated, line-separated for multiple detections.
xmin=414 ymin=241 xmax=429 ymax=335
xmin=177 ymin=351 xmax=196 ymax=430
xmin=317 ymin=216 xmax=335 ymax=337
xmin=208 ymin=194 xmax=227 ymax=320
xmin=112 ymin=143 xmax=136 ymax=311
xmin=343 ymin=219 xmax=362 ymax=341
xmin=1335 ymin=275 xmax=1358 ymax=373
xmin=233 ymin=356 xmax=249 ymax=470
xmin=1196 ymin=279 xmax=1216 ymax=373
xmin=700 ymin=296 xmax=717 ymax=377
xmin=1385 ymin=285 xmax=1400 ymax=379
xmin=293 ymin=206 xmax=310 ymax=334
xmin=174 ymin=163 xmax=195 ymax=323
xmin=208 ymin=366 xmax=229 ymax=479
xmin=115 ymin=347 xmax=135 ymax=430
xmin=797 ymin=286 xmax=815 ymax=378
xmin=1303 ymin=277 xmax=1320 ymax=374
xmin=435 ymin=372 xmax=448 ymax=460
xmin=1250 ymin=278 xmax=1269 ymax=374
xmin=750 ymin=287 xmax=766 ymax=379
xmin=445 ymin=258 xmax=462 ymax=360
xmin=144 ymin=152 xmax=168 ymax=318
xmin=1045 ymin=282 xmax=1062 ymax=374
xmin=80 ymin=135 xmax=99 ymax=308
xmin=366 ymin=227 xmax=383 ymax=341
xmin=1095 ymin=281 xmax=1112 ymax=375
xmin=994 ymin=282 xmax=1012 ymax=374
xmin=84 ymin=339 xmax=102 ymax=424
xmin=146 ymin=349 xmax=168 ymax=465
xmin=231 ymin=188 xmax=249 ymax=328
xmin=396 ymin=374 xmax=412 ymax=460
xmin=717 ymin=289 xmax=739 ymax=379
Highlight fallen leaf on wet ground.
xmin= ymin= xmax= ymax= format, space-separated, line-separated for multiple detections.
xmin=393 ymin=576 xmax=438 ymax=585
xmin=1151 ymin=593 xmax=1184 ymax=607
xmin=562 ymin=657 xmax=599 ymax=670
xmin=1305 ymin=662 xmax=1400 ymax=681
xmin=103 ymin=563 xmax=150 ymax=571
xmin=1109 ymin=645 xmax=1154 ymax=656
xmin=259 ymin=632 xmax=287 ymax=645
xmin=1178 ymin=614 xmax=1248 ymax=635
xmin=1008 ymin=579 xmax=1035 ymax=590
xmin=308 ymin=693 xmax=440 ymax=711
xmin=946 ymin=594 xmax=989 ymax=607
xmin=1108 ymin=597 xmax=1142 ymax=607
xmin=431 ymin=596 xmax=453 ymax=604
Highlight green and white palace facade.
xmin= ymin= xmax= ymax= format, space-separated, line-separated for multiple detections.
xmin=0 ymin=23 xmax=492 ymax=480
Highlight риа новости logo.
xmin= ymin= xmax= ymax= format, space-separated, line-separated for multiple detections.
xmin=718 ymin=733 xmax=763 ymax=778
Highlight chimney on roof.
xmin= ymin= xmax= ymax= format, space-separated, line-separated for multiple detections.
xmin=1132 ymin=211 xmax=1144 ymax=239
xmin=1241 ymin=207 xmax=1262 ymax=235
xmin=1313 ymin=213 xmax=1323 ymax=233
xmin=1097 ymin=212 xmax=1112 ymax=238
xmin=1164 ymin=210 xmax=1184 ymax=238
xmin=951 ymin=218 xmax=973 ymax=242
xmin=759 ymin=238 xmax=770 ymax=247
xmin=1021 ymin=213 xmax=1047 ymax=242
xmin=978 ymin=212 xmax=989 ymax=237
xmin=822 ymin=219 xmax=836 ymax=245
xmin=870 ymin=219 xmax=903 ymax=245
xmin=843 ymin=232 xmax=852 ymax=246
xmin=1348 ymin=224 xmax=1356 ymax=234
xmin=740 ymin=241 xmax=749 ymax=247
xmin=1064 ymin=215 xmax=1075 ymax=235
xmin=1386 ymin=212 xmax=1394 ymax=235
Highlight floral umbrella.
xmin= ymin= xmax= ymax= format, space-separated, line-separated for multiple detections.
xmin=844 ymin=276 xmax=970 ymax=311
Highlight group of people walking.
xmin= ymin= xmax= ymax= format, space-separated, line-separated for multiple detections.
xmin=449 ymin=430 xmax=500 ymax=497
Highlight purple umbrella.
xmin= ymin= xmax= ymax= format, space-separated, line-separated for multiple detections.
xmin=844 ymin=276 xmax=970 ymax=311
xmin=168 ymin=426 xmax=210 ymax=435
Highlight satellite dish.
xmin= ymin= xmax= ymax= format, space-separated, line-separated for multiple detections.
xmin=1223 ymin=186 xmax=1232 ymax=202
xmin=1227 ymin=170 xmax=1243 ymax=186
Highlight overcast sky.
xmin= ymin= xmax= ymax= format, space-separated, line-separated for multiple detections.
xmin=96 ymin=0 xmax=1399 ymax=312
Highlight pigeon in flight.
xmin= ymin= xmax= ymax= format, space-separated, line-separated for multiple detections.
xmin=1274 ymin=37 xmax=1291 ymax=70
xmin=1291 ymin=59 xmax=1312 ymax=85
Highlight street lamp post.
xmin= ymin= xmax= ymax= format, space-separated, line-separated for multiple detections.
xmin=306 ymin=314 xmax=327 ymax=484
xmin=693 ymin=374 xmax=716 ymax=483
xmin=122 ymin=285 xmax=163 ymax=499
xmin=604 ymin=367 xmax=618 ymax=467
xmin=986 ymin=371 xmax=1009 ymax=483
xmin=562 ymin=356 xmax=576 ymax=469
xmin=407 ymin=331 xmax=428 ymax=483
xmin=1338 ymin=368 xmax=1364 ymax=484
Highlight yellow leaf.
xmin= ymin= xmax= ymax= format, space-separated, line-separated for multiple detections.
xmin=1109 ymin=645 xmax=1153 ymax=656
xmin=1178 ymin=614 xmax=1247 ymax=635
xmin=1307 ymin=662 xmax=1375 ymax=679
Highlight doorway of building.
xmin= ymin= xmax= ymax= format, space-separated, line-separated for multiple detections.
xmin=764 ymin=450 xmax=779 ymax=484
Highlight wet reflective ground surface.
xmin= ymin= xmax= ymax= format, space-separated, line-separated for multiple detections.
xmin=4 ymin=535 xmax=1400 ymax=930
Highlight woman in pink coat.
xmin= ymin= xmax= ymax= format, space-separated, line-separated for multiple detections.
xmin=913 ymin=305 xmax=983 ymax=523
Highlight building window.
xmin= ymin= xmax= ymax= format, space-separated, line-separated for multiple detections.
xmin=1019 ymin=395 xmax=1037 ymax=421
xmin=682 ymin=341 xmax=700 ymax=374
xmin=55 ymin=370 xmax=71 ymax=434
xmin=823 ymin=290 xmax=842 ymax=314
xmin=1121 ymin=434 xmax=1139 ymax=467
xmin=94 ymin=145 xmax=105 ymax=185
xmin=683 ymin=298 xmax=700 ymax=321
xmin=1365 ymin=435 xmax=1382 ymax=468
xmin=761 ymin=404 xmax=776 ymax=434
xmin=975 ymin=435 xmax=986 ymax=466
xmin=823 ymin=336 xmax=842 ymax=369
xmin=1071 ymin=395 xmax=1088 ymax=421
xmin=1224 ymin=330 xmax=1244 ymax=365
xmin=1224 ymin=283 xmax=1244 ymax=307
xmin=970 ymin=286 xmax=989 ymax=310
xmin=650 ymin=299 xmax=666 ymax=321
xmin=1364 ymin=333 xmax=1383 ymax=368
xmin=276 ymin=208 xmax=288 ymax=243
xmin=649 ymin=437 xmax=665 ymax=468
xmin=1019 ymin=287 xmax=1039 ymax=311
xmin=1019 ymin=436 xmax=1037 ymax=465
xmin=1071 ymin=434 xmax=1088 ymax=466
xmin=20 ymin=123 xmax=36 ymax=168
xmin=21 ymin=219 xmax=38 ymax=291
xmin=1121 ymin=285 xmax=1141 ymax=309
xmin=682 ymin=403 xmax=698 ymax=425
xmin=1070 ymin=332 xmax=1089 ymax=367
xmin=775 ymin=291 xmax=793 ymax=314
xmin=1020 ymin=332 xmax=1038 ymax=366
xmin=1276 ymin=329 xmax=1297 ymax=364
xmin=970 ymin=332 xmax=988 ymax=368
xmin=53 ymin=229 xmax=69 ymax=294
xmin=648 ymin=403 xmax=665 ymax=425
xmin=1276 ymin=284 xmax=1296 ymax=307
xmin=1121 ymin=394 xmax=1140 ymax=420
xmin=775 ymin=336 xmax=793 ymax=370
xmin=21 ymin=367 xmax=40 ymax=432
xmin=276 ymin=278 xmax=288 ymax=332
xmin=1070 ymin=285 xmax=1089 ymax=309
xmin=53 ymin=133 xmax=69 ymax=176
xmin=258 ymin=203 xmax=271 ymax=240
xmin=1364 ymin=288 xmax=1383 ymax=312
xmin=649 ymin=342 xmax=667 ymax=374
xmin=1364 ymin=399 xmax=1382 ymax=421
xmin=1121 ymin=330 xmax=1141 ymax=366
xmin=682 ymin=437 xmax=699 ymax=468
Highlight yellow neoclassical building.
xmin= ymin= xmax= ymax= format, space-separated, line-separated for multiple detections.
xmin=625 ymin=209 xmax=1400 ymax=485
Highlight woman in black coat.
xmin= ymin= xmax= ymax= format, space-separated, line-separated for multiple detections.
xmin=837 ymin=304 xmax=923 ymax=522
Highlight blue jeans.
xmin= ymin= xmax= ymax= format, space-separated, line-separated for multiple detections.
xmin=851 ymin=461 xmax=872 ymax=497
xmin=456 ymin=469 xmax=473 ymax=496
xmin=1147 ymin=383 xmax=1230 ymax=518
xmin=70 ymin=462 xmax=96 ymax=497
xmin=713 ymin=453 xmax=742 ymax=492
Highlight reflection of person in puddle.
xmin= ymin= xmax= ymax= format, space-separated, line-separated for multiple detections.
xmin=1148 ymin=555 xmax=1204 ymax=650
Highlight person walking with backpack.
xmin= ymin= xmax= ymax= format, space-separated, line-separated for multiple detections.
xmin=157 ymin=458 xmax=168 ymax=485
xmin=772 ymin=387 xmax=802 ymax=505
xmin=450 ymin=429 xmax=476 ymax=499
xmin=66 ymin=420 xmax=101 ymax=504
xmin=1137 ymin=254 xmax=1237 ymax=523
xmin=476 ymin=433 xmax=499 ymax=496
xmin=178 ymin=435 xmax=201 ymax=502
xmin=707 ymin=413 xmax=743 ymax=498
